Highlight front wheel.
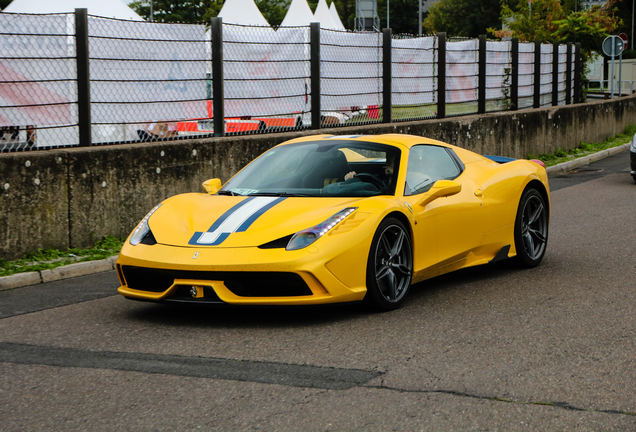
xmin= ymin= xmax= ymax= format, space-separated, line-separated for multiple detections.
xmin=513 ymin=187 xmax=549 ymax=268
xmin=364 ymin=218 xmax=413 ymax=311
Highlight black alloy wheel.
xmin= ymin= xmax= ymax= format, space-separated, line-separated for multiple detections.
xmin=364 ymin=218 xmax=413 ymax=311
xmin=514 ymin=187 xmax=549 ymax=267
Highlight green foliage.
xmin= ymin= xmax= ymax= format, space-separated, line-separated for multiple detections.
xmin=378 ymin=0 xmax=421 ymax=35
xmin=255 ymin=0 xmax=291 ymax=27
xmin=494 ymin=0 xmax=619 ymax=53
xmin=0 ymin=236 xmax=125 ymax=277
xmin=532 ymin=125 xmax=635 ymax=166
xmin=424 ymin=0 xmax=507 ymax=37
xmin=128 ymin=0 xmax=219 ymax=22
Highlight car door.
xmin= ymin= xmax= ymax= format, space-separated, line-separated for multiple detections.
xmin=403 ymin=145 xmax=486 ymax=271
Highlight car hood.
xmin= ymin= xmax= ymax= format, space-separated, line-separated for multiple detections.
xmin=148 ymin=193 xmax=367 ymax=248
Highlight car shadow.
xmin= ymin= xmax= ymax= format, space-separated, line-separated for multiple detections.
xmin=122 ymin=260 xmax=524 ymax=328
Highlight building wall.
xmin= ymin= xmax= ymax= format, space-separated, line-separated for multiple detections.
xmin=1 ymin=94 xmax=636 ymax=260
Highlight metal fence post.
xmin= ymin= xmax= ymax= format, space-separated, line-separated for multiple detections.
xmin=511 ymin=38 xmax=519 ymax=111
xmin=211 ymin=17 xmax=224 ymax=137
xmin=478 ymin=35 xmax=486 ymax=114
xmin=552 ymin=42 xmax=559 ymax=106
xmin=75 ymin=8 xmax=91 ymax=147
xmin=437 ymin=32 xmax=446 ymax=119
xmin=534 ymin=40 xmax=541 ymax=109
xmin=383 ymin=28 xmax=392 ymax=124
xmin=566 ymin=43 xmax=572 ymax=105
xmin=574 ymin=43 xmax=582 ymax=104
xmin=310 ymin=22 xmax=321 ymax=130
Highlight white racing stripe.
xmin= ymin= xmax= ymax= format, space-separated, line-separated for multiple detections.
xmin=197 ymin=197 xmax=280 ymax=245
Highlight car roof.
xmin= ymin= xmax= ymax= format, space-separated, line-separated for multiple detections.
xmin=279 ymin=134 xmax=453 ymax=150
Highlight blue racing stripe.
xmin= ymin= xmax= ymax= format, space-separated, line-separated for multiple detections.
xmin=236 ymin=197 xmax=286 ymax=232
xmin=210 ymin=232 xmax=231 ymax=246
xmin=188 ymin=232 xmax=204 ymax=245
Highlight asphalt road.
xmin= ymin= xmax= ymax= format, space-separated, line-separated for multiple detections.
xmin=1 ymin=150 xmax=635 ymax=431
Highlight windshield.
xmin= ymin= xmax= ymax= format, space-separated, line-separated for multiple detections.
xmin=220 ymin=140 xmax=401 ymax=197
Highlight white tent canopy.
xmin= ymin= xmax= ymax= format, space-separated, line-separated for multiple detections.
xmin=313 ymin=0 xmax=338 ymax=29
xmin=3 ymin=0 xmax=143 ymax=20
xmin=280 ymin=0 xmax=315 ymax=27
xmin=329 ymin=2 xmax=345 ymax=30
xmin=218 ymin=0 xmax=270 ymax=27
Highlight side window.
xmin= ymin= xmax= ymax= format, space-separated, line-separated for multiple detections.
xmin=404 ymin=145 xmax=461 ymax=196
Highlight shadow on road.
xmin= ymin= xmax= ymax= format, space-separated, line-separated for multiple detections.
xmin=121 ymin=260 xmax=523 ymax=328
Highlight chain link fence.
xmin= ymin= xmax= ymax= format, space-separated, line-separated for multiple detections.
xmin=321 ymin=29 xmax=383 ymax=127
xmin=0 ymin=13 xmax=78 ymax=152
xmin=0 ymin=11 xmax=583 ymax=152
xmin=224 ymin=24 xmax=309 ymax=134
xmin=391 ymin=35 xmax=437 ymax=121
xmin=485 ymin=41 xmax=512 ymax=113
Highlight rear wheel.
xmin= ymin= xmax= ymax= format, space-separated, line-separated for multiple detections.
xmin=514 ymin=187 xmax=548 ymax=268
xmin=364 ymin=218 xmax=413 ymax=311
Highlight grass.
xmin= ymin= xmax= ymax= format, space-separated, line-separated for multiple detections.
xmin=527 ymin=124 xmax=635 ymax=167
xmin=0 ymin=236 xmax=125 ymax=277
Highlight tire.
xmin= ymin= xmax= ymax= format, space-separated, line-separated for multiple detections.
xmin=513 ymin=187 xmax=549 ymax=268
xmin=632 ymin=175 xmax=636 ymax=184
xmin=364 ymin=218 xmax=413 ymax=311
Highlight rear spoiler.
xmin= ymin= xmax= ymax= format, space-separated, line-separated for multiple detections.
xmin=484 ymin=155 xmax=516 ymax=163
xmin=484 ymin=155 xmax=546 ymax=168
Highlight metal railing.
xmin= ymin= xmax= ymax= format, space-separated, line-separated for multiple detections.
xmin=0 ymin=9 xmax=583 ymax=152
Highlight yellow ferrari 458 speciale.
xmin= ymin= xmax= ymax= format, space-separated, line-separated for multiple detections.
xmin=117 ymin=134 xmax=550 ymax=310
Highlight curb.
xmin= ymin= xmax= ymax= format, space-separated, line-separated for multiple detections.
xmin=545 ymin=143 xmax=630 ymax=175
xmin=0 ymin=144 xmax=630 ymax=292
xmin=0 ymin=256 xmax=118 ymax=291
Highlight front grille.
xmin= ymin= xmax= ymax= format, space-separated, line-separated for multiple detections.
xmin=224 ymin=273 xmax=311 ymax=297
xmin=121 ymin=266 xmax=313 ymax=297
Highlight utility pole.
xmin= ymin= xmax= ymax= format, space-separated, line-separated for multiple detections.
xmin=419 ymin=0 xmax=422 ymax=36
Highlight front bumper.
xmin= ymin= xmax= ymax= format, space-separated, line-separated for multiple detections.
xmin=116 ymin=241 xmax=369 ymax=306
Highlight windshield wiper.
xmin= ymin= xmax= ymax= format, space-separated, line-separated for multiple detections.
xmin=247 ymin=192 xmax=310 ymax=197
xmin=217 ymin=190 xmax=242 ymax=196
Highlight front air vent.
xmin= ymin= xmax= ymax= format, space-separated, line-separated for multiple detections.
xmin=140 ymin=230 xmax=157 ymax=245
xmin=258 ymin=234 xmax=294 ymax=249
xmin=121 ymin=266 xmax=313 ymax=297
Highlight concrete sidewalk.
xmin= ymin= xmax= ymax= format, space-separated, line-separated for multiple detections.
xmin=1 ymin=143 xmax=630 ymax=291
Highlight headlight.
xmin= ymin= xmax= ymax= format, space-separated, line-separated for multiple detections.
xmin=631 ymin=133 xmax=636 ymax=152
xmin=286 ymin=207 xmax=357 ymax=251
xmin=129 ymin=204 xmax=162 ymax=246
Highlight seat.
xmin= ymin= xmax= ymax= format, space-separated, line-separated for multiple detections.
xmin=301 ymin=150 xmax=351 ymax=188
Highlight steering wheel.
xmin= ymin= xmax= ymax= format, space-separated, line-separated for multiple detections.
xmin=354 ymin=173 xmax=386 ymax=190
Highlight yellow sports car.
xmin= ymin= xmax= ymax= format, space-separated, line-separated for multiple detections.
xmin=117 ymin=134 xmax=549 ymax=310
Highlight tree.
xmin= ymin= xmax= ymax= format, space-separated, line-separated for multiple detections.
xmin=0 ymin=0 xmax=12 ymax=10
xmin=424 ymin=0 xmax=509 ymax=37
xmin=377 ymin=0 xmax=421 ymax=35
xmin=128 ymin=0 xmax=219 ymax=22
xmin=493 ymin=0 xmax=620 ymax=55
xmin=129 ymin=0 xmax=353 ymax=29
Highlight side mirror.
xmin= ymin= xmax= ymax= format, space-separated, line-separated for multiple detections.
xmin=416 ymin=180 xmax=461 ymax=207
xmin=202 ymin=178 xmax=222 ymax=195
